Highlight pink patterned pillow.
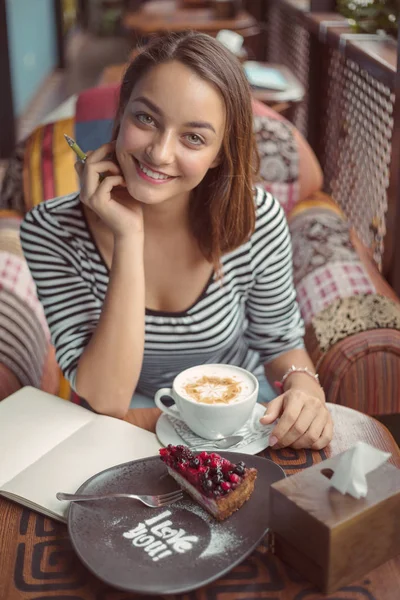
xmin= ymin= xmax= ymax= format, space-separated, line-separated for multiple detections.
xmin=0 ymin=211 xmax=59 ymax=399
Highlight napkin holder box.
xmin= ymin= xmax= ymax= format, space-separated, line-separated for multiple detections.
xmin=269 ymin=453 xmax=400 ymax=594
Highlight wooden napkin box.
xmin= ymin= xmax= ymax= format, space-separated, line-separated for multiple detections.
xmin=269 ymin=453 xmax=400 ymax=594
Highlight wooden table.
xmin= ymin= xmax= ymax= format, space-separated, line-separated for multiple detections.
xmin=1 ymin=404 xmax=399 ymax=599
xmin=122 ymin=0 xmax=259 ymax=38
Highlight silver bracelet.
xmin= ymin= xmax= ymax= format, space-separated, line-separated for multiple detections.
xmin=274 ymin=365 xmax=320 ymax=392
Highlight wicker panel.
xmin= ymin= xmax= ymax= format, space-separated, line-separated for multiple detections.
xmin=321 ymin=48 xmax=394 ymax=269
xmin=267 ymin=2 xmax=310 ymax=134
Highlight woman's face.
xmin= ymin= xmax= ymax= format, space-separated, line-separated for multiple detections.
xmin=116 ymin=60 xmax=226 ymax=207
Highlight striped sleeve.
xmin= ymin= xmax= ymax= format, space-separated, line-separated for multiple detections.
xmin=20 ymin=203 xmax=101 ymax=389
xmin=245 ymin=189 xmax=305 ymax=363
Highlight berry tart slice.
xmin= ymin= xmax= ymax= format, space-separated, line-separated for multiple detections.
xmin=159 ymin=444 xmax=257 ymax=521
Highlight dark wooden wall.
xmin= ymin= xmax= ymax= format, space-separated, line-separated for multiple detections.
xmin=0 ymin=0 xmax=66 ymax=159
xmin=0 ymin=0 xmax=16 ymax=159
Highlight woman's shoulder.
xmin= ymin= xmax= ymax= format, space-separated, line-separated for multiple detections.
xmin=253 ymin=185 xmax=287 ymax=233
xmin=21 ymin=193 xmax=82 ymax=237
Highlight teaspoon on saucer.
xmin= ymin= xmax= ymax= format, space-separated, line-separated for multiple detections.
xmin=190 ymin=434 xmax=244 ymax=450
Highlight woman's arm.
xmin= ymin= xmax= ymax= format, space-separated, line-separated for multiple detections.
xmin=20 ymin=200 xmax=146 ymax=419
xmin=74 ymin=142 xmax=147 ymax=417
xmin=21 ymin=142 xmax=147 ymax=418
xmin=75 ymin=235 xmax=145 ymax=418
xmin=261 ymin=347 xmax=333 ymax=450
xmin=246 ymin=191 xmax=332 ymax=449
xmin=264 ymin=347 xmax=324 ymax=401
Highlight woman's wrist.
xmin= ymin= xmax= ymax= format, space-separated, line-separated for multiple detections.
xmin=284 ymin=372 xmax=325 ymax=401
xmin=113 ymin=232 xmax=144 ymax=258
xmin=111 ymin=234 xmax=145 ymax=279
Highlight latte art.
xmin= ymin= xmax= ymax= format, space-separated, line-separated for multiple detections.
xmin=155 ymin=364 xmax=258 ymax=439
xmin=183 ymin=376 xmax=243 ymax=404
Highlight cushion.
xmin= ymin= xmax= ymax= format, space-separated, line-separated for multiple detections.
xmin=75 ymin=84 xmax=120 ymax=151
xmin=0 ymin=141 xmax=26 ymax=214
xmin=305 ymin=311 xmax=400 ymax=413
xmin=23 ymin=117 xmax=79 ymax=210
xmin=288 ymin=195 xmax=375 ymax=325
xmin=0 ymin=363 xmax=21 ymax=402
xmin=0 ymin=211 xmax=59 ymax=398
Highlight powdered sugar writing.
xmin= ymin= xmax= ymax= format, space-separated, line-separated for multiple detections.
xmin=122 ymin=510 xmax=199 ymax=562
xmin=201 ymin=527 xmax=238 ymax=558
xmin=174 ymin=501 xmax=240 ymax=559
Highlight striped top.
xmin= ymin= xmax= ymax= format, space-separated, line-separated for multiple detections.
xmin=20 ymin=187 xmax=305 ymax=398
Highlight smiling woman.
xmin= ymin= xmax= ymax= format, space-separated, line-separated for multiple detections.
xmin=116 ymin=60 xmax=225 ymax=226
xmin=111 ymin=33 xmax=257 ymax=271
xmin=20 ymin=31 xmax=333 ymax=451
xmin=116 ymin=62 xmax=226 ymax=212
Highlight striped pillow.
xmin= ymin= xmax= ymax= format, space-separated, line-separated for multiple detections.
xmin=23 ymin=117 xmax=78 ymax=209
xmin=0 ymin=210 xmax=60 ymax=400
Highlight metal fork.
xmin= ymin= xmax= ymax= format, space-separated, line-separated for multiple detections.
xmin=56 ymin=489 xmax=183 ymax=508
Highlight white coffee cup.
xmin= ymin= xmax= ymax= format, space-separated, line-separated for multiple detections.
xmin=154 ymin=364 xmax=258 ymax=440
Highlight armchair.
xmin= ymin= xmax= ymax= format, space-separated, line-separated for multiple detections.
xmin=1 ymin=83 xmax=400 ymax=416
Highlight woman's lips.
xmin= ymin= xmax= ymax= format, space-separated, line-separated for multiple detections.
xmin=133 ymin=158 xmax=177 ymax=184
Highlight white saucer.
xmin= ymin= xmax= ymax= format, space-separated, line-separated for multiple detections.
xmin=155 ymin=403 xmax=271 ymax=455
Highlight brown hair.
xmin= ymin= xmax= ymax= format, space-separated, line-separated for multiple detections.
xmin=113 ymin=31 xmax=259 ymax=270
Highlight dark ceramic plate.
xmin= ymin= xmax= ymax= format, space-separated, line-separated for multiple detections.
xmin=67 ymin=452 xmax=285 ymax=595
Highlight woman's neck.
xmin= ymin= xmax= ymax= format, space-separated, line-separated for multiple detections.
xmin=142 ymin=192 xmax=191 ymax=234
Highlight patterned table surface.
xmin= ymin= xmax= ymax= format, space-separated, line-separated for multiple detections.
xmin=1 ymin=403 xmax=399 ymax=600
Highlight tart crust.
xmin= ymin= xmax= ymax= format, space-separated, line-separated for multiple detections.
xmin=166 ymin=465 xmax=257 ymax=521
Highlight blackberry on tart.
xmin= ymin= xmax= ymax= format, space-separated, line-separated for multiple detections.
xmin=159 ymin=444 xmax=257 ymax=521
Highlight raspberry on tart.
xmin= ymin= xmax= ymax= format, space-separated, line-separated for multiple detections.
xmin=159 ymin=444 xmax=257 ymax=521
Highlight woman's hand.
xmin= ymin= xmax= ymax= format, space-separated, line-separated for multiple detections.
xmin=260 ymin=388 xmax=333 ymax=450
xmin=76 ymin=142 xmax=143 ymax=239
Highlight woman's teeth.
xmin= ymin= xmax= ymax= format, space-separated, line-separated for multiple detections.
xmin=139 ymin=162 xmax=170 ymax=180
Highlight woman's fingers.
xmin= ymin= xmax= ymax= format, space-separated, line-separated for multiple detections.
xmin=311 ymin=415 xmax=334 ymax=450
xmin=94 ymin=160 xmax=121 ymax=174
xmin=268 ymin=390 xmax=330 ymax=449
xmin=290 ymin=409 xmax=329 ymax=449
xmin=75 ymin=149 xmax=94 ymax=174
xmin=260 ymin=395 xmax=284 ymax=424
xmin=269 ymin=395 xmax=304 ymax=444
xmin=85 ymin=160 xmax=121 ymax=181
xmin=80 ymin=160 xmax=122 ymax=204
xmin=74 ymin=161 xmax=83 ymax=177
xmin=98 ymin=175 xmax=126 ymax=195
xmin=275 ymin=404 xmax=318 ymax=448
xmin=85 ymin=142 xmax=115 ymax=163
xmin=85 ymin=175 xmax=125 ymax=210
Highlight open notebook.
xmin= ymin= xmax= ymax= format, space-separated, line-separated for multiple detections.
xmin=0 ymin=387 xmax=161 ymax=523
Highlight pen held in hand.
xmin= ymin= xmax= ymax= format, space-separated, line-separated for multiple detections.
xmin=64 ymin=134 xmax=105 ymax=181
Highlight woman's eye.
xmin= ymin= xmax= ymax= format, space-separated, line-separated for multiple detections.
xmin=137 ymin=113 xmax=155 ymax=125
xmin=186 ymin=134 xmax=203 ymax=146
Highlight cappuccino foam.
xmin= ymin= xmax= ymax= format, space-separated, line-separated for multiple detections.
xmin=177 ymin=365 xmax=255 ymax=405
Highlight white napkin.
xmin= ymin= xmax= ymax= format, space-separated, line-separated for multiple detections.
xmin=216 ymin=30 xmax=244 ymax=55
xmin=330 ymin=441 xmax=391 ymax=499
xmin=166 ymin=405 xmax=273 ymax=449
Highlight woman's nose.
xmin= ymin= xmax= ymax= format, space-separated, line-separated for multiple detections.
xmin=146 ymin=131 xmax=175 ymax=166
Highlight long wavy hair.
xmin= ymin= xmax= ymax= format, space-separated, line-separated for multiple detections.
xmin=112 ymin=31 xmax=259 ymax=270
